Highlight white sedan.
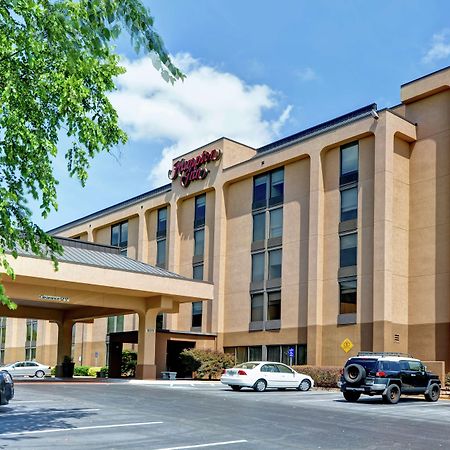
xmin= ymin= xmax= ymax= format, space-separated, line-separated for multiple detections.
xmin=1 ymin=361 xmax=51 ymax=378
xmin=221 ymin=361 xmax=314 ymax=392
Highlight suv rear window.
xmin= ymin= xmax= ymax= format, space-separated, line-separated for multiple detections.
xmin=345 ymin=358 xmax=378 ymax=373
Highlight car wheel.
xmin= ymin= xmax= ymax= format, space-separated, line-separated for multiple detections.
xmin=297 ymin=379 xmax=312 ymax=392
xmin=382 ymin=384 xmax=401 ymax=404
xmin=230 ymin=385 xmax=242 ymax=391
xmin=343 ymin=391 xmax=361 ymax=402
xmin=253 ymin=379 xmax=267 ymax=392
xmin=35 ymin=370 xmax=45 ymax=379
xmin=424 ymin=383 xmax=440 ymax=402
xmin=343 ymin=364 xmax=366 ymax=384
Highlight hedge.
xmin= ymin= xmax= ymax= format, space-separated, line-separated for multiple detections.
xmin=446 ymin=373 xmax=450 ymax=387
xmin=180 ymin=348 xmax=235 ymax=380
xmin=292 ymin=365 xmax=341 ymax=388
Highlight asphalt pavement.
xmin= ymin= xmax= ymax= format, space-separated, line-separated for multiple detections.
xmin=1 ymin=381 xmax=449 ymax=449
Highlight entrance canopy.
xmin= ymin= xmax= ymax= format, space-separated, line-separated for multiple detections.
xmin=0 ymin=238 xmax=214 ymax=379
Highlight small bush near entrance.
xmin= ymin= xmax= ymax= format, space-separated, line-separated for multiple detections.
xmin=180 ymin=348 xmax=235 ymax=380
xmin=446 ymin=372 xmax=450 ymax=387
xmin=292 ymin=365 xmax=341 ymax=388
xmin=74 ymin=365 xmax=91 ymax=376
xmin=121 ymin=350 xmax=137 ymax=377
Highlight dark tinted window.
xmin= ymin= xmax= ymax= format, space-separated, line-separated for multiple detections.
xmin=194 ymin=194 xmax=206 ymax=227
xmin=345 ymin=358 xmax=378 ymax=372
xmin=379 ymin=361 xmax=401 ymax=371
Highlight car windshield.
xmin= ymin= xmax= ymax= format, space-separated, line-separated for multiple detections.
xmin=235 ymin=363 xmax=259 ymax=370
xmin=345 ymin=358 xmax=378 ymax=373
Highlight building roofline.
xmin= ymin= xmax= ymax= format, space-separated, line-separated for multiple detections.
xmin=256 ymin=103 xmax=377 ymax=155
xmin=47 ymin=183 xmax=172 ymax=235
xmin=401 ymin=65 xmax=450 ymax=87
xmin=173 ymin=136 xmax=255 ymax=161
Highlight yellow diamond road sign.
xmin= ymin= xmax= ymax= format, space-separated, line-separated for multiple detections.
xmin=340 ymin=338 xmax=354 ymax=353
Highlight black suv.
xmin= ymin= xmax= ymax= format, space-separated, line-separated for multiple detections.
xmin=0 ymin=370 xmax=14 ymax=405
xmin=339 ymin=352 xmax=441 ymax=404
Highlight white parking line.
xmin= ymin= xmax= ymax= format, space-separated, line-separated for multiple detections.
xmin=154 ymin=440 xmax=248 ymax=450
xmin=1 ymin=421 xmax=163 ymax=436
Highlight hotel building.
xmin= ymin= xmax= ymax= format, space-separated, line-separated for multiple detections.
xmin=1 ymin=66 xmax=450 ymax=378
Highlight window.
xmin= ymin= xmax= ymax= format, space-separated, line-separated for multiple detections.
xmin=25 ymin=319 xmax=37 ymax=361
xmin=251 ymin=253 xmax=265 ymax=282
xmin=252 ymin=168 xmax=284 ymax=210
xmin=340 ymin=233 xmax=357 ymax=267
xmin=270 ymin=168 xmax=284 ymax=205
xmin=268 ymin=249 xmax=282 ymax=279
xmin=0 ymin=317 xmax=6 ymax=365
xmin=157 ymin=207 xmax=167 ymax=238
xmin=340 ymin=187 xmax=358 ymax=221
xmin=193 ymin=264 xmax=204 ymax=280
xmin=249 ymin=346 xmax=262 ymax=361
xmin=107 ymin=315 xmax=124 ymax=333
xmin=251 ymin=293 xmax=264 ymax=322
xmin=194 ymin=194 xmax=206 ymax=228
xmin=194 ymin=229 xmax=205 ymax=257
xmin=340 ymin=142 xmax=359 ymax=184
xmin=156 ymin=239 xmax=167 ymax=268
xmin=267 ymin=291 xmax=281 ymax=320
xmin=111 ymin=221 xmax=128 ymax=255
xmin=253 ymin=212 xmax=266 ymax=242
xmin=156 ymin=314 xmax=164 ymax=330
xmin=253 ymin=174 xmax=268 ymax=209
xmin=192 ymin=302 xmax=203 ymax=328
xmin=339 ymin=279 xmax=357 ymax=314
xmin=269 ymin=208 xmax=283 ymax=238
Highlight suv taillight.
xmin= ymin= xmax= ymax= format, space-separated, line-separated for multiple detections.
xmin=376 ymin=371 xmax=386 ymax=377
xmin=237 ymin=370 xmax=247 ymax=376
xmin=221 ymin=369 xmax=226 ymax=375
xmin=339 ymin=369 xmax=344 ymax=375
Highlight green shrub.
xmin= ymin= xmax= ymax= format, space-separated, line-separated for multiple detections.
xmin=446 ymin=372 xmax=450 ymax=387
xmin=292 ymin=365 xmax=341 ymax=388
xmin=121 ymin=350 xmax=137 ymax=377
xmin=74 ymin=365 xmax=90 ymax=376
xmin=88 ymin=366 xmax=102 ymax=377
xmin=180 ymin=348 xmax=235 ymax=380
xmin=51 ymin=366 xmax=56 ymax=376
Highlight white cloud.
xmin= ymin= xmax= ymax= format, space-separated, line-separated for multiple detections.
xmin=295 ymin=67 xmax=317 ymax=81
xmin=422 ymin=29 xmax=450 ymax=63
xmin=109 ymin=53 xmax=292 ymax=187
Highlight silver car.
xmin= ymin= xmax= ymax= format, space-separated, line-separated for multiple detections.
xmin=1 ymin=361 xmax=51 ymax=378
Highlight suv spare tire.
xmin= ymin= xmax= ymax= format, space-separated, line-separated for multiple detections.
xmin=343 ymin=364 xmax=366 ymax=384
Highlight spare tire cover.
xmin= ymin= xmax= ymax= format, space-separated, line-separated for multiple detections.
xmin=344 ymin=364 xmax=366 ymax=384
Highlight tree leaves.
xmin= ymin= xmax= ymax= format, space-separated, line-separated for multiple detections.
xmin=0 ymin=0 xmax=184 ymax=308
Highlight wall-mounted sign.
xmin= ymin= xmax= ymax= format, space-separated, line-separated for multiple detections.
xmin=39 ymin=295 xmax=70 ymax=303
xmin=168 ymin=149 xmax=221 ymax=188
xmin=340 ymin=338 xmax=354 ymax=353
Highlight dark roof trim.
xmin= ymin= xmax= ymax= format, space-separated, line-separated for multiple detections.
xmin=256 ymin=104 xmax=377 ymax=155
xmin=48 ymin=183 xmax=172 ymax=234
xmin=401 ymin=65 xmax=450 ymax=87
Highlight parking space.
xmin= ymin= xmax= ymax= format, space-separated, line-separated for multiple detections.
xmin=1 ymin=382 xmax=449 ymax=449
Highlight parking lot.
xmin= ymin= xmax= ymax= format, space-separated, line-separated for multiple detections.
xmin=1 ymin=381 xmax=450 ymax=449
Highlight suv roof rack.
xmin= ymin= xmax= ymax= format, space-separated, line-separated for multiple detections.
xmin=357 ymin=351 xmax=412 ymax=358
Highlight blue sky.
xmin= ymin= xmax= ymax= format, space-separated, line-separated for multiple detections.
xmin=35 ymin=0 xmax=450 ymax=230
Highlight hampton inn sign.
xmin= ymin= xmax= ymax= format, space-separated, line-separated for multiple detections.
xmin=168 ymin=149 xmax=221 ymax=187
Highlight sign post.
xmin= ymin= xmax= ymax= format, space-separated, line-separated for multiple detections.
xmin=288 ymin=347 xmax=295 ymax=366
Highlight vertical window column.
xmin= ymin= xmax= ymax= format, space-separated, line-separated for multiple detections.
xmin=0 ymin=317 xmax=6 ymax=365
xmin=25 ymin=319 xmax=37 ymax=360
xmin=192 ymin=194 xmax=206 ymax=329
xmin=156 ymin=207 xmax=167 ymax=268
xmin=338 ymin=142 xmax=359 ymax=323
xmin=250 ymin=168 xmax=284 ymax=331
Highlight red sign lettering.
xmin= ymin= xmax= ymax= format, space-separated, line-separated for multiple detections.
xmin=168 ymin=149 xmax=221 ymax=188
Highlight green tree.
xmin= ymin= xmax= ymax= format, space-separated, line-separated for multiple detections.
xmin=0 ymin=0 xmax=183 ymax=308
